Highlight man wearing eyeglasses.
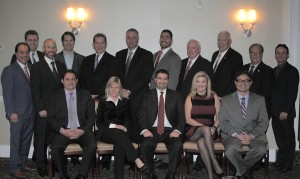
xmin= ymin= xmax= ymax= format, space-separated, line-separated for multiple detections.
xmin=219 ymin=71 xmax=269 ymax=179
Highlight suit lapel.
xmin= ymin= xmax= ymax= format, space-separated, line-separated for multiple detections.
xmin=158 ymin=49 xmax=172 ymax=65
xmin=151 ymin=90 xmax=158 ymax=120
xmin=76 ymin=89 xmax=82 ymax=123
xmin=13 ymin=62 xmax=30 ymax=83
xmin=231 ymin=92 xmax=245 ymax=126
xmin=216 ymin=48 xmax=232 ymax=72
xmin=72 ymin=53 xmax=79 ymax=70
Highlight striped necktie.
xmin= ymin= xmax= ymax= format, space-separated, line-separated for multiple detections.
xmin=241 ymin=97 xmax=246 ymax=121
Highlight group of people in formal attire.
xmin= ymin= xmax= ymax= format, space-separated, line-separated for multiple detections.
xmin=1 ymin=28 xmax=299 ymax=179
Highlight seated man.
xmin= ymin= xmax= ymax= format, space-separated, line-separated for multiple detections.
xmin=47 ymin=70 xmax=97 ymax=179
xmin=139 ymin=69 xmax=185 ymax=179
xmin=219 ymin=71 xmax=269 ymax=179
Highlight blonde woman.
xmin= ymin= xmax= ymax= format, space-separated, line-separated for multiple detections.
xmin=96 ymin=76 xmax=146 ymax=178
xmin=185 ymin=71 xmax=224 ymax=179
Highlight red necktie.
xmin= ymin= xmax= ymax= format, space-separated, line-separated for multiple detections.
xmin=154 ymin=51 xmax=163 ymax=68
xmin=24 ymin=66 xmax=30 ymax=81
xmin=183 ymin=60 xmax=192 ymax=80
xmin=157 ymin=91 xmax=165 ymax=135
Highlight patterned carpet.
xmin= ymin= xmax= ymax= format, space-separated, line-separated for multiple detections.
xmin=1 ymin=153 xmax=300 ymax=179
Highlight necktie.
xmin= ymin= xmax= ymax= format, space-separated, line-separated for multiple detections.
xmin=50 ymin=61 xmax=59 ymax=83
xmin=69 ymin=92 xmax=77 ymax=129
xmin=183 ymin=60 xmax=192 ymax=80
xmin=154 ymin=50 xmax=163 ymax=68
xmin=249 ymin=65 xmax=255 ymax=75
xmin=241 ymin=97 xmax=246 ymax=121
xmin=157 ymin=91 xmax=165 ymax=135
xmin=94 ymin=54 xmax=99 ymax=70
xmin=24 ymin=65 xmax=30 ymax=80
xmin=125 ymin=51 xmax=133 ymax=76
xmin=213 ymin=53 xmax=221 ymax=72
xmin=32 ymin=52 xmax=36 ymax=64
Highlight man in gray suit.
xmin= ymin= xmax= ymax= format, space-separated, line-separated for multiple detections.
xmin=219 ymin=71 xmax=269 ymax=179
xmin=1 ymin=42 xmax=35 ymax=178
xmin=149 ymin=29 xmax=181 ymax=90
xmin=56 ymin=31 xmax=85 ymax=73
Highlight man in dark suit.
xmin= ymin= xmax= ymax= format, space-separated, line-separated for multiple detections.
xmin=56 ymin=31 xmax=85 ymax=74
xmin=48 ymin=70 xmax=97 ymax=179
xmin=242 ymin=43 xmax=273 ymax=118
xmin=31 ymin=38 xmax=66 ymax=176
xmin=149 ymin=29 xmax=181 ymax=90
xmin=11 ymin=30 xmax=44 ymax=64
xmin=211 ymin=31 xmax=243 ymax=97
xmin=177 ymin=39 xmax=213 ymax=101
xmin=219 ymin=71 xmax=269 ymax=179
xmin=116 ymin=28 xmax=154 ymax=143
xmin=271 ymin=44 xmax=299 ymax=173
xmin=1 ymin=43 xmax=35 ymax=178
xmin=139 ymin=69 xmax=185 ymax=179
xmin=79 ymin=33 xmax=117 ymax=99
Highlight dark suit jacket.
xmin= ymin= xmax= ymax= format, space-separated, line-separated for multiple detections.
xmin=242 ymin=62 xmax=274 ymax=117
xmin=138 ymin=89 xmax=185 ymax=134
xmin=211 ymin=47 xmax=243 ymax=97
xmin=116 ymin=46 xmax=153 ymax=99
xmin=31 ymin=58 xmax=66 ymax=113
xmin=96 ymin=98 xmax=132 ymax=139
xmin=271 ymin=62 xmax=299 ymax=118
xmin=10 ymin=51 xmax=44 ymax=64
xmin=1 ymin=62 xmax=34 ymax=117
xmin=79 ymin=51 xmax=118 ymax=97
xmin=177 ymin=55 xmax=213 ymax=100
xmin=55 ymin=51 xmax=85 ymax=74
xmin=47 ymin=88 xmax=96 ymax=134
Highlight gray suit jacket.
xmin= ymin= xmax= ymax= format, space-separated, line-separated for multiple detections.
xmin=1 ymin=62 xmax=34 ymax=118
xmin=219 ymin=91 xmax=269 ymax=144
xmin=55 ymin=51 xmax=85 ymax=73
xmin=149 ymin=48 xmax=181 ymax=90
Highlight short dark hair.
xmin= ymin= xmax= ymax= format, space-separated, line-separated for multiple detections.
xmin=275 ymin=44 xmax=289 ymax=54
xmin=15 ymin=42 xmax=30 ymax=53
xmin=93 ymin=33 xmax=107 ymax=43
xmin=235 ymin=71 xmax=252 ymax=81
xmin=62 ymin=69 xmax=78 ymax=79
xmin=249 ymin=43 xmax=264 ymax=53
xmin=24 ymin=30 xmax=39 ymax=41
xmin=155 ymin=69 xmax=169 ymax=78
xmin=126 ymin=28 xmax=139 ymax=34
xmin=161 ymin=29 xmax=173 ymax=39
xmin=61 ymin=31 xmax=75 ymax=42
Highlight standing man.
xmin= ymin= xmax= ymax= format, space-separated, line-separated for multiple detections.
xmin=211 ymin=31 xmax=243 ymax=97
xmin=1 ymin=43 xmax=35 ymax=178
xmin=139 ymin=69 xmax=185 ymax=179
xmin=271 ymin=44 xmax=299 ymax=172
xmin=48 ymin=70 xmax=97 ymax=179
xmin=242 ymin=43 xmax=273 ymax=118
xmin=116 ymin=28 xmax=153 ymax=143
xmin=31 ymin=39 xmax=66 ymax=177
xmin=56 ymin=31 xmax=85 ymax=74
xmin=79 ymin=33 xmax=117 ymax=99
xmin=177 ymin=39 xmax=213 ymax=101
xmin=149 ymin=29 xmax=181 ymax=90
xmin=219 ymin=71 xmax=269 ymax=179
xmin=11 ymin=30 xmax=44 ymax=64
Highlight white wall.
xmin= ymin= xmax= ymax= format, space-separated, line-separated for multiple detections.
xmin=0 ymin=0 xmax=289 ymax=160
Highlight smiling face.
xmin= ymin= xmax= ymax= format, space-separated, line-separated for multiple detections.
xmin=93 ymin=36 xmax=107 ymax=54
xmin=159 ymin=32 xmax=172 ymax=49
xmin=43 ymin=39 xmax=57 ymax=60
xmin=187 ymin=40 xmax=200 ymax=59
xmin=235 ymin=74 xmax=252 ymax=95
xmin=275 ymin=46 xmax=289 ymax=65
xmin=217 ymin=32 xmax=232 ymax=53
xmin=26 ymin=34 xmax=39 ymax=52
xmin=196 ymin=76 xmax=208 ymax=94
xmin=62 ymin=72 xmax=77 ymax=91
xmin=155 ymin=72 xmax=169 ymax=91
xmin=16 ymin=44 xmax=30 ymax=65
xmin=126 ymin=31 xmax=139 ymax=50
xmin=249 ymin=45 xmax=263 ymax=65
xmin=108 ymin=82 xmax=121 ymax=99
xmin=62 ymin=34 xmax=75 ymax=52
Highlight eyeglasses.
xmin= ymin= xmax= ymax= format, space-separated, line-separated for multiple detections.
xmin=236 ymin=79 xmax=252 ymax=84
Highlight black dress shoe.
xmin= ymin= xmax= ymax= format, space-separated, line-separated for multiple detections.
xmin=71 ymin=156 xmax=81 ymax=165
xmin=165 ymin=172 xmax=176 ymax=179
xmin=138 ymin=165 xmax=147 ymax=172
xmin=215 ymin=172 xmax=226 ymax=178
xmin=37 ymin=168 xmax=48 ymax=177
xmin=270 ymin=162 xmax=281 ymax=167
xmin=145 ymin=173 xmax=157 ymax=179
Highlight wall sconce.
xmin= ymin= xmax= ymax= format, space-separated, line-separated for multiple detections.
xmin=238 ymin=9 xmax=256 ymax=37
xmin=66 ymin=7 xmax=87 ymax=35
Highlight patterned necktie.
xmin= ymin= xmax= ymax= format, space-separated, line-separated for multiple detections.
xmin=241 ymin=97 xmax=246 ymax=121
xmin=125 ymin=51 xmax=133 ymax=76
xmin=32 ymin=52 xmax=36 ymax=64
xmin=157 ymin=91 xmax=165 ymax=135
xmin=183 ymin=60 xmax=192 ymax=80
xmin=94 ymin=54 xmax=99 ymax=70
xmin=50 ymin=61 xmax=59 ymax=83
xmin=24 ymin=65 xmax=30 ymax=80
xmin=69 ymin=92 xmax=77 ymax=129
xmin=154 ymin=50 xmax=163 ymax=68
xmin=249 ymin=65 xmax=255 ymax=75
xmin=213 ymin=53 xmax=221 ymax=72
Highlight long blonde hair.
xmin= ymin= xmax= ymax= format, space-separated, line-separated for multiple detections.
xmin=190 ymin=71 xmax=212 ymax=99
xmin=104 ymin=76 xmax=123 ymax=100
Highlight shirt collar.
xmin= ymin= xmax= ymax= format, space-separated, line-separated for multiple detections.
xmin=128 ymin=46 xmax=138 ymax=54
xmin=161 ymin=47 xmax=171 ymax=54
xmin=188 ymin=54 xmax=200 ymax=61
xmin=44 ymin=56 xmax=55 ymax=64
xmin=16 ymin=60 xmax=27 ymax=68
xmin=64 ymin=88 xmax=76 ymax=96
xmin=106 ymin=95 xmax=121 ymax=102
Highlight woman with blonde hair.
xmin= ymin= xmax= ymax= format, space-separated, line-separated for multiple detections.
xmin=96 ymin=76 xmax=146 ymax=178
xmin=185 ymin=71 xmax=224 ymax=179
